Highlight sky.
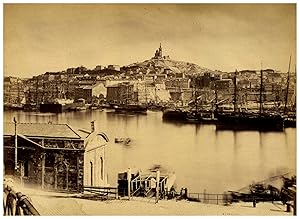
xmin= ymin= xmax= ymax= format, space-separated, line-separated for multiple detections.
xmin=4 ymin=3 xmax=296 ymax=78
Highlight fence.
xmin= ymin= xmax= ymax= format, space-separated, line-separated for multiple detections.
xmin=3 ymin=186 xmax=40 ymax=216
xmin=188 ymin=192 xmax=232 ymax=205
xmin=83 ymin=186 xmax=118 ymax=200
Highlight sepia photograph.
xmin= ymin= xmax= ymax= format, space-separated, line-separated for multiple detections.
xmin=2 ymin=2 xmax=297 ymax=216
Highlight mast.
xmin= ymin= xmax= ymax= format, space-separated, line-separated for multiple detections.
xmin=214 ymin=78 xmax=218 ymax=114
xmin=35 ymin=77 xmax=39 ymax=106
xmin=195 ymin=85 xmax=198 ymax=113
xmin=259 ymin=69 xmax=263 ymax=114
xmin=284 ymin=55 xmax=292 ymax=114
xmin=17 ymin=80 xmax=20 ymax=104
xmin=233 ymin=70 xmax=238 ymax=113
xmin=294 ymin=65 xmax=296 ymax=110
xmin=145 ymin=81 xmax=147 ymax=104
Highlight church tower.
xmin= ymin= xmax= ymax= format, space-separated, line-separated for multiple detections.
xmin=159 ymin=43 xmax=162 ymax=57
xmin=153 ymin=43 xmax=166 ymax=59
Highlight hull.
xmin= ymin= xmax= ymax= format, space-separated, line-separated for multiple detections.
xmin=283 ymin=116 xmax=296 ymax=128
xmin=186 ymin=111 xmax=217 ymax=124
xmin=114 ymin=104 xmax=148 ymax=114
xmin=216 ymin=113 xmax=284 ymax=132
xmin=162 ymin=109 xmax=187 ymax=121
xmin=163 ymin=109 xmax=217 ymax=124
xmin=40 ymin=103 xmax=63 ymax=113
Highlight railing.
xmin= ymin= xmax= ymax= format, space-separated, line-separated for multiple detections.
xmin=3 ymin=186 xmax=40 ymax=216
xmin=188 ymin=192 xmax=232 ymax=205
xmin=83 ymin=186 xmax=118 ymax=200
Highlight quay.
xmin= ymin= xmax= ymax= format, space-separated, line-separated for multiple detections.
xmin=3 ymin=181 xmax=293 ymax=216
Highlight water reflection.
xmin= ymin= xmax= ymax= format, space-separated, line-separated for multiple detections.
xmin=3 ymin=110 xmax=296 ymax=193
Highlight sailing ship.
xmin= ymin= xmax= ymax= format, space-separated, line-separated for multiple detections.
xmin=162 ymin=80 xmax=217 ymax=124
xmin=112 ymin=82 xmax=148 ymax=114
xmin=282 ymin=57 xmax=296 ymax=128
xmin=216 ymin=69 xmax=284 ymax=132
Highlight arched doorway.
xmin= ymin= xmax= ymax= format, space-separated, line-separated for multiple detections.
xmin=5 ymin=159 xmax=15 ymax=176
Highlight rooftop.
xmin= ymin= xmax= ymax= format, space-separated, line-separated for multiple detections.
xmin=4 ymin=122 xmax=82 ymax=139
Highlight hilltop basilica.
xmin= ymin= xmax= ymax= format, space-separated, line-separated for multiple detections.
xmin=152 ymin=43 xmax=170 ymax=60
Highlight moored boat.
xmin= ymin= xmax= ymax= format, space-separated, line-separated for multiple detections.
xmin=216 ymin=112 xmax=284 ymax=132
xmin=162 ymin=108 xmax=187 ymax=121
xmin=113 ymin=103 xmax=148 ymax=114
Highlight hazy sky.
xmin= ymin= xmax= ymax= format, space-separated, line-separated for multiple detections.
xmin=4 ymin=4 xmax=296 ymax=78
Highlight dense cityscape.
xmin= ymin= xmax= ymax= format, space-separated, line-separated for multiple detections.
xmin=4 ymin=44 xmax=296 ymax=115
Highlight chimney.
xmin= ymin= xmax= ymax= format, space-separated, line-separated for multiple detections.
xmin=91 ymin=120 xmax=95 ymax=133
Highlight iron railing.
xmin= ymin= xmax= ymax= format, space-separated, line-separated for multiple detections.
xmin=3 ymin=186 xmax=40 ymax=216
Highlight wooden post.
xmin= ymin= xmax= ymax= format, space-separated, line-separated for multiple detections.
xmin=14 ymin=117 xmax=18 ymax=170
xmin=155 ymin=170 xmax=160 ymax=203
xmin=20 ymin=162 xmax=24 ymax=186
xmin=76 ymin=155 xmax=79 ymax=192
xmin=294 ymin=192 xmax=297 ymax=216
xmin=127 ymin=168 xmax=131 ymax=200
xmin=41 ymin=154 xmax=45 ymax=189
xmin=66 ymin=165 xmax=69 ymax=191
xmin=54 ymin=166 xmax=57 ymax=189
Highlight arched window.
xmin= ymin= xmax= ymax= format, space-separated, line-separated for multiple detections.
xmin=100 ymin=157 xmax=103 ymax=180
xmin=24 ymin=160 xmax=29 ymax=177
xmin=90 ymin=161 xmax=93 ymax=186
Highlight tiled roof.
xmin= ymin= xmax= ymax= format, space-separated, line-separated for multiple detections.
xmin=4 ymin=123 xmax=82 ymax=139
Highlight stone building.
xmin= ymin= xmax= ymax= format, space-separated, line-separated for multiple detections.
xmin=106 ymin=82 xmax=134 ymax=104
xmin=74 ymin=83 xmax=107 ymax=103
xmin=77 ymin=121 xmax=110 ymax=187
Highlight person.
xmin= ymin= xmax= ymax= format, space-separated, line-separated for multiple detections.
xmin=253 ymin=197 xmax=256 ymax=208
xmin=168 ymin=187 xmax=176 ymax=200
xmin=140 ymin=183 xmax=145 ymax=197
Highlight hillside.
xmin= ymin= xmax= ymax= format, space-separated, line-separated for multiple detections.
xmin=126 ymin=58 xmax=212 ymax=75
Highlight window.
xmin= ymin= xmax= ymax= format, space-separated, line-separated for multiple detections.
xmin=100 ymin=157 xmax=103 ymax=180
xmin=90 ymin=161 xmax=93 ymax=186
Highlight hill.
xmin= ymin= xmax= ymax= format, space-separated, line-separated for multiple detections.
xmin=126 ymin=58 xmax=212 ymax=75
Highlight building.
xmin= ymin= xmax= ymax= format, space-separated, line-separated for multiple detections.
xmin=165 ymin=78 xmax=191 ymax=90
xmin=215 ymin=79 xmax=232 ymax=91
xmin=77 ymin=121 xmax=110 ymax=187
xmin=94 ymin=65 xmax=105 ymax=71
xmin=106 ymin=82 xmax=134 ymax=104
xmin=153 ymin=43 xmax=163 ymax=59
xmin=4 ymin=77 xmax=25 ymax=105
xmin=4 ymin=122 xmax=85 ymax=192
xmin=74 ymin=83 xmax=107 ymax=103
xmin=107 ymin=65 xmax=120 ymax=71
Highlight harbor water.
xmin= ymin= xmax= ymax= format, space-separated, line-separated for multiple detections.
xmin=4 ymin=110 xmax=296 ymax=193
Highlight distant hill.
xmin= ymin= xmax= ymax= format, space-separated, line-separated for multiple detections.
xmin=126 ymin=58 xmax=212 ymax=75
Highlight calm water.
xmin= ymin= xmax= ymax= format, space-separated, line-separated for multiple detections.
xmin=4 ymin=110 xmax=296 ymax=193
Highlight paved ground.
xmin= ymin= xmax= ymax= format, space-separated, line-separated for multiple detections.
xmin=20 ymin=188 xmax=293 ymax=216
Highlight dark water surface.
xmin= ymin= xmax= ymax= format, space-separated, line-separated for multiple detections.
xmin=4 ymin=110 xmax=296 ymax=193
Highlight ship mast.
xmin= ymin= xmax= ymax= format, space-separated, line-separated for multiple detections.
xmin=233 ymin=70 xmax=238 ymax=113
xmin=284 ymin=55 xmax=292 ymax=115
xmin=214 ymin=78 xmax=218 ymax=114
xmin=259 ymin=69 xmax=263 ymax=114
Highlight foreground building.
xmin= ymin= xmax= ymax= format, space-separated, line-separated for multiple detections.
xmin=3 ymin=120 xmax=109 ymax=192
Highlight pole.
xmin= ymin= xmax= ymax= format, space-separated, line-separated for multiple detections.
xmin=233 ymin=70 xmax=238 ymax=113
xmin=155 ymin=170 xmax=160 ymax=203
xmin=284 ymin=55 xmax=292 ymax=114
xmin=259 ymin=69 xmax=263 ymax=114
xmin=127 ymin=168 xmax=131 ymax=200
xmin=14 ymin=117 xmax=18 ymax=170
xmin=41 ymin=154 xmax=45 ymax=189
